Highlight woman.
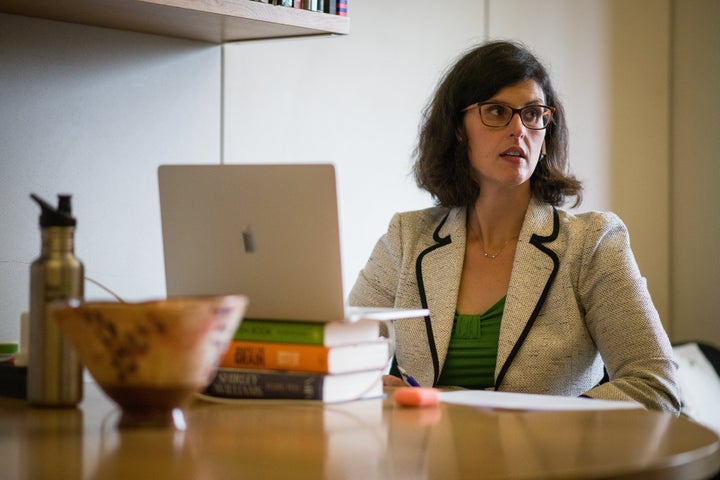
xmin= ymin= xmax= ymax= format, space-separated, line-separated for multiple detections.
xmin=349 ymin=40 xmax=680 ymax=413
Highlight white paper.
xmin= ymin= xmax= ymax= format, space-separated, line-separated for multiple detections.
xmin=673 ymin=342 xmax=720 ymax=435
xmin=439 ymin=389 xmax=642 ymax=411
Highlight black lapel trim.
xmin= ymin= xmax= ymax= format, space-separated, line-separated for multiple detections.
xmin=494 ymin=207 xmax=560 ymax=390
xmin=415 ymin=211 xmax=453 ymax=386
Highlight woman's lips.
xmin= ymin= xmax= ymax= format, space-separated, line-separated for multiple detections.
xmin=500 ymin=146 xmax=527 ymax=159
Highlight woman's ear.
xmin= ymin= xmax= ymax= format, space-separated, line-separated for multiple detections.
xmin=539 ymin=140 xmax=547 ymax=161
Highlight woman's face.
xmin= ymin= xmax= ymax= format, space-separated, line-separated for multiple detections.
xmin=462 ymin=79 xmax=547 ymax=197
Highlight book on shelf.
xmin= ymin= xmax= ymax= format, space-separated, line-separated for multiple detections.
xmin=302 ymin=0 xmax=323 ymax=11
xmin=336 ymin=0 xmax=347 ymax=16
xmin=203 ymin=367 xmax=383 ymax=402
xmin=234 ymin=318 xmax=379 ymax=346
xmin=219 ymin=338 xmax=391 ymax=374
xmin=323 ymin=0 xmax=336 ymax=14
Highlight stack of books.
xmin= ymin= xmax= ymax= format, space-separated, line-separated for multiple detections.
xmin=203 ymin=318 xmax=388 ymax=402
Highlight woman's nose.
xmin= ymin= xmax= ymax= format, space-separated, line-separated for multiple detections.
xmin=507 ymin=112 xmax=526 ymax=137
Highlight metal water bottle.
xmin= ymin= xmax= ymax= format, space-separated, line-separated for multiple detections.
xmin=28 ymin=194 xmax=84 ymax=407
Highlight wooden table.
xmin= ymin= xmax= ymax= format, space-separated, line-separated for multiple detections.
xmin=1 ymin=382 xmax=719 ymax=479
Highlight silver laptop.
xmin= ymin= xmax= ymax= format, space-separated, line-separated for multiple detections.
xmin=157 ymin=163 xmax=428 ymax=323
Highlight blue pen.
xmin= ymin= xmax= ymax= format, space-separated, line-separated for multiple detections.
xmin=398 ymin=366 xmax=421 ymax=387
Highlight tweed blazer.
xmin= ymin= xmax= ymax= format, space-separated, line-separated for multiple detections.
xmin=349 ymin=199 xmax=681 ymax=413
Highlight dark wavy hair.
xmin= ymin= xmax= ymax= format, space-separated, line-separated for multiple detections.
xmin=413 ymin=40 xmax=582 ymax=208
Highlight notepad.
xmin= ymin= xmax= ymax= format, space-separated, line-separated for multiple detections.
xmin=439 ymin=390 xmax=643 ymax=411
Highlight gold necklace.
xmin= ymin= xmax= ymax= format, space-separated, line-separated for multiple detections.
xmin=478 ymin=236 xmax=517 ymax=259
xmin=471 ymin=205 xmax=519 ymax=260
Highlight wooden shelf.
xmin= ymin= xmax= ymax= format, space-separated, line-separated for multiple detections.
xmin=0 ymin=0 xmax=350 ymax=43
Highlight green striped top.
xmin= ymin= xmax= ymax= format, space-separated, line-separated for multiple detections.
xmin=436 ymin=296 xmax=504 ymax=389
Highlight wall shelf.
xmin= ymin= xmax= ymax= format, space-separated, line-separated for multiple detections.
xmin=0 ymin=0 xmax=350 ymax=43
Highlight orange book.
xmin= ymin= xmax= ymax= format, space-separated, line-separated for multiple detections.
xmin=218 ymin=339 xmax=390 ymax=374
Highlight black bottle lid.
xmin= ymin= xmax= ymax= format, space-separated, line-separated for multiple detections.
xmin=30 ymin=194 xmax=77 ymax=228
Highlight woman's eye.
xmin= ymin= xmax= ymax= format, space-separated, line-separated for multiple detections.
xmin=524 ymin=108 xmax=541 ymax=120
xmin=486 ymin=105 xmax=505 ymax=117
xmin=522 ymin=107 xmax=545 ymax=125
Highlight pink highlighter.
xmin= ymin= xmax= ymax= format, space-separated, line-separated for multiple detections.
xmin=395 ymin=366 xmax=440 ymax=407
xmin=394 ymin=386 xmax=441 ymax=407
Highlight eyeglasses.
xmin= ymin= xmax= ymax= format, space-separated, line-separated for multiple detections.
xmin=462 ymin=102 xmax=555 ymax=130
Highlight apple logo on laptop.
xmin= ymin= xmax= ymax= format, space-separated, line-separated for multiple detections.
xmin=242 ymin=226 xmax=255 ymax=253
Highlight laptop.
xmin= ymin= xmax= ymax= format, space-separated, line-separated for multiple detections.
xmin=157 ymin=163 xmax=428 ymax=323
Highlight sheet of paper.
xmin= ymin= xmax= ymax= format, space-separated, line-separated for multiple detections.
xmin=439 ymin=389 xmax=642 ymax=411
xmin=673 ymin=342 xmax=720 ymax=434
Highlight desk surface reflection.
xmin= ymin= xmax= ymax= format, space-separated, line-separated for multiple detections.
xmin=1 ymin=382 xmax=719 ymax=479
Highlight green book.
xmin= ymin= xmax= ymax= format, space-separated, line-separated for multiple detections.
xmin=234 ymin=318 xmax=379 ymax=346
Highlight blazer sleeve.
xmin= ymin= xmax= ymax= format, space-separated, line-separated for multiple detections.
xmin=348 ymin=212 xmax=404 ymax=309
xmin=577 ymin=212 xmax=680 ymax=413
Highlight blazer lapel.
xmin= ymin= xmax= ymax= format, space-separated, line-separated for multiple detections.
xmin=414 ymin=207 xmax=466 ymax=385
xmin=495 ymin=201 xmax=560 ymax=389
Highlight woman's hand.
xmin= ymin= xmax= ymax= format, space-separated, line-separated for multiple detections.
xmin=382 ymin=374 xmax=407 ymax=387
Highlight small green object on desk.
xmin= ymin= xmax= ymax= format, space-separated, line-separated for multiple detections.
xmin=0 ymin=342 xmax=18 ymax=362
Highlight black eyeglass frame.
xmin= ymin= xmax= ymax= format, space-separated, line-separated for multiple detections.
xmin=462 ymin=102 xmax=556 ymax=130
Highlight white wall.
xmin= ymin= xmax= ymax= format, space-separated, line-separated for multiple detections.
xmin=0 ymin=2 xmax=487 ymax=342
xmin=0 ymin=14 xmax=221 ymax=341
xmin=1 ymin=0 xmax=718 ymax=348
xmin=223 ymin=1 xmax=486 ymax=296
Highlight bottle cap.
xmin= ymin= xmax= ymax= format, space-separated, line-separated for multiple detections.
xmin=30 ymin=193 xmax=77 ymax=227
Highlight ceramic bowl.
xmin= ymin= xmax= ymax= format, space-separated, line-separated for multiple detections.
xmin=52 ymin=295 xmax=247 ymax=429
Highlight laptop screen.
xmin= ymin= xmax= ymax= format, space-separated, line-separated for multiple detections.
xmin=158 ymin=163 xmax=346 ymax=322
